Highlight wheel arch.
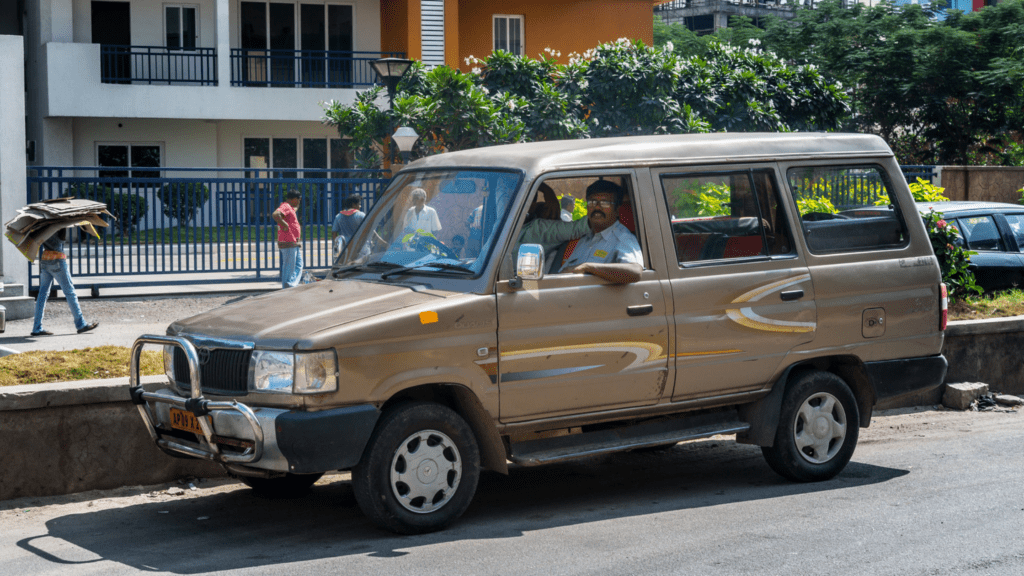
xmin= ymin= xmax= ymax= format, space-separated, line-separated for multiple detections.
xmin=380 ymin=383 xmax=508 ymax=475
xmin=738 ymin=355 xmax=875 ymax=447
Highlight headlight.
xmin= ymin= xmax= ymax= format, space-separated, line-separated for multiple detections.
xmin=249 ymin=350 xmax=338 ymax=395
xmin=250 ymin=351 xmax=294 ymax=393
xmin=163 ymin=345 xmax=176 ymax=383
xmin=294 ymin=350 xmax=339 ymax=394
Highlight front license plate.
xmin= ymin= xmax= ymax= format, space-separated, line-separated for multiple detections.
xmin=169 ymin=407 xmax=208 ymax=435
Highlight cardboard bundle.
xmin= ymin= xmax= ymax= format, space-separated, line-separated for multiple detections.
xmin=4 ymin=198 xmax=115 ymax=262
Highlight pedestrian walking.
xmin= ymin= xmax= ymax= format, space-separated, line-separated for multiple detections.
xmin=331 ymin=194 xmax=366 ymax=259
xmin=31 ymin=229 xmax=98 ymax=336
xmin=273 ymin=189 xmax=303 ymax=289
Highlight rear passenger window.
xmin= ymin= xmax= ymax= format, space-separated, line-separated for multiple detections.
xmin=661 ymin=169 xmax=793 ymax=264
xmin=787 ymin=165 xmax=909 ymax=254
xmin=959 ymin=216 xmax=1005 ymax=251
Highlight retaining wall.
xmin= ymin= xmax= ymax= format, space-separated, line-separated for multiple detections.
xmin=0 ymin=376 xmax=223 ymax=501
xmin=1 ymin=316 xmax=1022 ymax=501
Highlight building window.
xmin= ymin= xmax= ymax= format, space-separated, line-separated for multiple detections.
xmin=97 ymin=143 xmax=162 ymax=178
xmin=244 ymin=137 xmax=350 ymax=178
xmin=493 ymin=15 xmax=523 ymax=56
xmin=165 ymin=5 xmax=197 ymax=49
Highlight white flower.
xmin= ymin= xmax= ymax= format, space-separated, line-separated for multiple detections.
xmin=748 ymin=38 xmax=761 ymax=46
xmin=665 ymin=41 xmax=674 ymax=52
xmin=472 ymin=67 xmax=482 ymax=75
xmin=879 ymin=36 xmax=886 ymax=42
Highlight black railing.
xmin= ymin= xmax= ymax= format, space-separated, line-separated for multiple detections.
xmin=100 ymin=45 xmax=217 ymax=85
xmin=231 ymin=49 xmax=404 ymax=87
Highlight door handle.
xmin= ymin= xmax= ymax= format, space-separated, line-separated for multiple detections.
xmin=627 ymin=304 xmax=654 ymax=317
xmin=780 ymin=290 xmax=804 ymax=301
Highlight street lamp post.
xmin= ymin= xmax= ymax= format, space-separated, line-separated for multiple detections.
xmin=370 ymin=57 xmax=414 ymax=167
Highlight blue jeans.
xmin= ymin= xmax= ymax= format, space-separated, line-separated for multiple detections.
xmin=33 ymin=259 xmax=88 ymax=332
xmin=280 ymin=246 xmax=303 ymax=288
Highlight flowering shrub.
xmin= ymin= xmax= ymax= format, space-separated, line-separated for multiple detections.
xmin=922 ymin=209 xmax=981 ymax=300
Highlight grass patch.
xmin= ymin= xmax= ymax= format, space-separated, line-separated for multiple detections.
xmin=0 ymin=346 xmax=163 ymax=386
xmin=950 ymin=289 xmax=1024 ymax=321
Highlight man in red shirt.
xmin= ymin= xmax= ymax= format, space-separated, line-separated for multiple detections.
xmin=272 ymin=189 xmax=303 ymax=288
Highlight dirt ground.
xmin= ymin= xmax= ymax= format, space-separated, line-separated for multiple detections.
xmin=1 ymin=405 xmax=1017 ymax=521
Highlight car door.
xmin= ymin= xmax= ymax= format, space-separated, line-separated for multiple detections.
xmin=996 ymin=213 xmax=1024 ymax=289
xmin=653 ymin=165 xmax=817 ymax=402
xmin=494 ymin=170 xmax=673 ymax=423
xmin=955 ymin=214 xmax=1023 ymax=291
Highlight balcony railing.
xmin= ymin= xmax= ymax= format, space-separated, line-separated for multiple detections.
xmin=230 ymin=49 xmax=404 ymax=88
xmin=100 ymin=45 xmax=217 ymax=86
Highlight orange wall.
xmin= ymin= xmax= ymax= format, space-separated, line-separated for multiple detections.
xmin=380 ymin=0 xmax=419 ymax=60
xmin=381 ymin=0 xmax=654 ymax=69
xmin=457 ymin=0 xmax=653 ymax=68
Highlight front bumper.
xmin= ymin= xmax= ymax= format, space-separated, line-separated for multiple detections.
xmin=130 ymin=335 xmax=379 ymax=474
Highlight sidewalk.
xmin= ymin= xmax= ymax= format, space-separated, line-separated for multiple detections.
xmin=0 ymin=279 xmax=280 ymax=355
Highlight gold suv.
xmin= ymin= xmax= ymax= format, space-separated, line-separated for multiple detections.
xmin=130 ymin=133 xmax=948 ymax=534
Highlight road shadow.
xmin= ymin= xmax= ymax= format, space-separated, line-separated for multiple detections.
xmin=18 ymin=440 xmax=908 ymax=573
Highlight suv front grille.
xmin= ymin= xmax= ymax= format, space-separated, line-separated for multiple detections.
xmin=173 ymin=347 xmax=251 ymax=395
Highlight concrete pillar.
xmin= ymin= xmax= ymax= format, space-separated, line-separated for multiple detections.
xmin=49 ymin=0 xmax=74 ymax=43
xmin=217 ymin=0 xmax=230 ymax=88
xmin=0 ymin=35 xmax=29 ymax=287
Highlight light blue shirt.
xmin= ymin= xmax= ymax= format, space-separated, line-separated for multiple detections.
xmin=559 ymin=220 xmax=642 ymax=272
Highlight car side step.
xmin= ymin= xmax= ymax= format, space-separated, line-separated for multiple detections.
xmin=508 ymin=411 xmax=750 ymax=466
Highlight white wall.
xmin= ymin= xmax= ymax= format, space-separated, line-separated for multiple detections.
xmin=43 ymin=42 xmax=361 ymax=120
xmin=65 ymin=118 xmax=344 ymax=229
xmin=0 ymin=35 xmax=30 ymax=286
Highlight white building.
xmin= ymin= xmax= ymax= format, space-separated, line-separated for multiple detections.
xmin=21 ymin=0 xmax=392 ymax=176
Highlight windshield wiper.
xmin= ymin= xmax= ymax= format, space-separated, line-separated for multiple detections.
xmin=380 ymin=261 xmax=475 ymax=279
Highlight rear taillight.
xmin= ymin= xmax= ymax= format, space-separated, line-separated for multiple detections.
xmin=939 ymin=283 xmax=948 ymax=331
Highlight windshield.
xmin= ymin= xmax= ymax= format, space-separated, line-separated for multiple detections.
xmin=337 ymin=169 xmax=522 ymax=277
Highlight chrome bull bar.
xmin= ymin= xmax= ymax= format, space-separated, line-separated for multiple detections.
xmin=129 ymin=335 xmax=265 ymax=464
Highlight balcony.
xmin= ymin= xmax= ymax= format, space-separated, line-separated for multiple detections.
xmin=42 ymin=42 xmax=398 ymax=121
xmin=230 ymin=49 xmax=402 ymax=88
xmin=100 ymin=45 xmax=218 ymax=86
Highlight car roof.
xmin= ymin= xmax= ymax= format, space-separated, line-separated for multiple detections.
xmin=917 ymin=201 xmax=1024 ymax=216
xmin=402 ymin=133 xmax=894 ymax=178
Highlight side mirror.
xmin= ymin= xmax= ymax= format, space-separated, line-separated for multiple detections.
xmin=510 ymin=243 xmax=544 ymax=288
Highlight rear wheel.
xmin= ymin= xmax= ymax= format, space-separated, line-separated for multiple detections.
xmin=761 ymin=370 xmax=859 ymax=482
xmin=238 ymin=472 xmax=324 ymax=498
xmin=352 ymin=402 xmax=480 ymax=534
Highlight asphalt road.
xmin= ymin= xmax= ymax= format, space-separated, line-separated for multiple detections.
xmin=1 ymin=407 xmax=1021 ymax=576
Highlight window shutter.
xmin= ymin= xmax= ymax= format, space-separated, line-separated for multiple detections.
xmin=421 ymin=0 xmax=444 ymax=67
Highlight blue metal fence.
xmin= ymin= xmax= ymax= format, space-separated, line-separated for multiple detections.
xmin=100 ymin=45 xmax=218 ymax=85
xmin=230 ymin=49 xmax=403 ymax=87
xmin=899 ymin=165 xmax=938 ymax=183
xmin=26 ymin=167 xmax=390 ymax=291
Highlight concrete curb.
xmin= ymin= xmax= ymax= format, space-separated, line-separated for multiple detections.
xmin=0 ymin=375 xmax=167 ymax=411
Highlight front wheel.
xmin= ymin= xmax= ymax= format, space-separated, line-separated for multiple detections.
xmin=761 ymin=370 xmax=859 ymax=482
xmin=352 ymin=402 xmax=480 ymax=534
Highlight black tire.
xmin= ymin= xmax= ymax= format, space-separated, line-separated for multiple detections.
xmin=761 ymin=370 xmax=859 ymax=482
xmin=352 ymin=402 xmax=480 ymax=535
xmin=238 ymin=472 xmax=324 ymax=498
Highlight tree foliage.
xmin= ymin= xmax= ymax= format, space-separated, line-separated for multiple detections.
xmin=322 ymin=39 xmax=848 ymax=166
xmin=684 ymin=0 xmax=1024 ymax=165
